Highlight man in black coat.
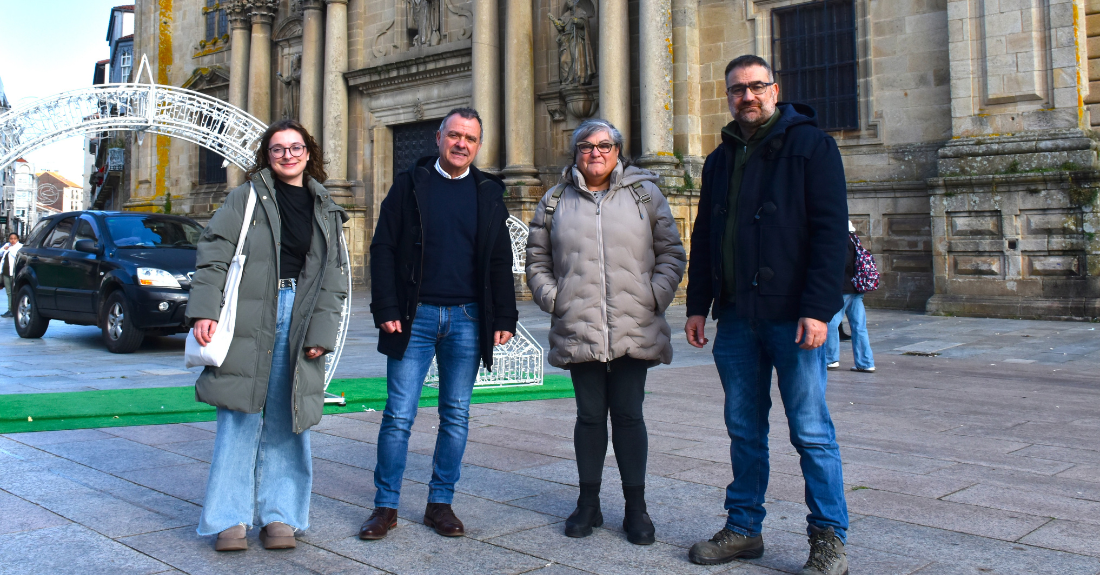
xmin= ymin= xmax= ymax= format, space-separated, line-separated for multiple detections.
xmin=684 ymin=56 xmax=851 ymax=575
xmin=361 ymin=107 xmax=518 ymax=541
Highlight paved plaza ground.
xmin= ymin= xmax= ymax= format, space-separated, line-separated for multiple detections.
xmin=0 ymin=293 xmax=1099 ymax=574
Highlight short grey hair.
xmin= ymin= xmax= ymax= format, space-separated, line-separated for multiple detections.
xmin=438 ymin=107 xmax=484 ymax=141
xmin=571 ymin=119 xmax=624 ymax=159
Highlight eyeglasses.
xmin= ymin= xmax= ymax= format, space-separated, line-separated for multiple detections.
xmin=577 ymin=142 xmax=615 ymax=155
xmin=726 ymin=82 xmax=775 ymax=98
xmin=269 ymin=143 xmax=307 ymax=158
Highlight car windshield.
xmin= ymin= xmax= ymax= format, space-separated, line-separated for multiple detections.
xmin=106 ymin=216 xmax=203 ymax=248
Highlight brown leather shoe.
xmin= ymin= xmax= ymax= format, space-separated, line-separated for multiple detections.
xmin=423 ymin=502 xmax=465 ymax=537
xmin=359 ymin=507 xmax=398 ymax=540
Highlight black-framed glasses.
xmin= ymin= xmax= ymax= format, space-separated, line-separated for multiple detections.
xmin=726 ymin=82 xmax=775 ymax=98
xmin=577 ymin=142 xmax=615 ymax=155
xmin=269 ymin=143 xmax=307 ymax=158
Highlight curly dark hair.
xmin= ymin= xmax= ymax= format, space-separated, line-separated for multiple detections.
xmin=245 ymin=119 xmax=328 ymax=184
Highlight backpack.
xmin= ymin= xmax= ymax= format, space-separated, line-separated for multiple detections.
xmin=850 ymin=232 xmax=879 ymax=293
xmin=543 ymin=181 xmax=658 ymax=233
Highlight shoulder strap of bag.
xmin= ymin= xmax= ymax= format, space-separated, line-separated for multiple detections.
xmin=629 ymin=182 xmax=659 ymax=231
xmin=542 ymin=183 xmax=568 ymax=232
xmin=234 ymin=184 xmax=258 ymax=258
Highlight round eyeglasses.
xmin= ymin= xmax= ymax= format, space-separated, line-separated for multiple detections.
xmin=269 ymin=143 xmax=307 ymax=158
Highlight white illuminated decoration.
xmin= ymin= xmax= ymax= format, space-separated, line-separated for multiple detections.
xmin=0 ymin=56 xmax=265 ymax=171
xmin=0 ymin=55 xmax=353 ymax=399
xmin=426 ymin=216 xmax=544 ymax=388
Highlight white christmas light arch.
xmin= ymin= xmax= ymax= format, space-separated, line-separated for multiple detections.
xmin=0 ymin=56 xmax=543 ymax=392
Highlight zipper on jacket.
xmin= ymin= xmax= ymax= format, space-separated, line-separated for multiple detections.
xmin=596 ymin=193 xmax=610 ymax=361
xmin=410 ymin=172 xmax=427 ymax=321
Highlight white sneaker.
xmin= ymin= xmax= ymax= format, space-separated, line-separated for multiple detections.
xmin=827 ymin=362 xmax=840 ymax=370
xmin=850 ymin=366 xmax=875 ymax=373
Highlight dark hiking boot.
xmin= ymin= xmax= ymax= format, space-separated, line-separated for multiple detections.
xmin=799 ymin=525 xmax=848 ymax=575
xmin=688 ymin=528 xmax=764 ymax=565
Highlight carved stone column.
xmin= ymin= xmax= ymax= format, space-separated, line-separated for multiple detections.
xmin=472 ymin=0 xmax=501 ymax=172
xmin=323 ymin=0 xmax=351 ymax=198
xmin=227 ymin=0 xmax=253 ymax=187
xmin=636 ymin=0 xmax=679 ymax=183
xmin=599 ymin=0 xmax=630 ymax=152
xmin=502 ymin=0 xmax=540 ymax=186
xmin=246 ymin=0 xmax=277 ymax=124
xmin=672 ymin=0 xmax=702 ymax=179
xmin=299 ymin=0 xmax=325 ymax=138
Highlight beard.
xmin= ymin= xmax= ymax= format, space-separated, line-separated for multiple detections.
xmin=736 ymin=103 xmax=774 ymax=129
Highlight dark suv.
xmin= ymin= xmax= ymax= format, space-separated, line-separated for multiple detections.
xmin=12 ymin=211 xmax=203 ymax=353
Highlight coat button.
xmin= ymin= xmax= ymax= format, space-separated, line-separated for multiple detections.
xmin=268 ymin=350 xmax=272 ymax=354
xmin=262 ymin=196 xmax=267 ymax=199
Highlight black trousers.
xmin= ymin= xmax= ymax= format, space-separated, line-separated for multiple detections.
xmin=568 ymin=357 xmax=649 ymax=487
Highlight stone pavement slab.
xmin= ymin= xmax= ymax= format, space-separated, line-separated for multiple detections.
xmin=1 ymin=303 xmax=1100 ymax=573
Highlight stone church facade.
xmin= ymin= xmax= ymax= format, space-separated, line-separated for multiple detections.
xmin=127 ymin=0 xmax=1100 ymax=319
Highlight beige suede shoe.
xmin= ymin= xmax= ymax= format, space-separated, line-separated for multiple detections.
xmin=259 ymin=522 xmax=296 ymax=549
xmin=214 ymin=524 xmax=247 ymax=552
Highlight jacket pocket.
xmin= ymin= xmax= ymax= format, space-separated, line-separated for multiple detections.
xmin=756 ymin=225 xmax=808 ymax=296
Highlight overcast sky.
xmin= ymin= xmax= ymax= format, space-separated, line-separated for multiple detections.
xmin=1 ymin=0 xmax=121 ymax=186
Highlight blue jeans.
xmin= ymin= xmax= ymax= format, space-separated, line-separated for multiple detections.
xmin=374 ymin=303 xmax=481 ymax=508
xmin=712 ymin=306 xmax=849 ymax=543
xmin=826 ymin=294 xmax=874 ymax=369
xmin=197 ymin=287 xmax=312 ymax=536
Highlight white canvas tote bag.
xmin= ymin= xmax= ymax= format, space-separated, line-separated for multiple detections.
xmin=184 ymin=185 xmax=258 ymax=368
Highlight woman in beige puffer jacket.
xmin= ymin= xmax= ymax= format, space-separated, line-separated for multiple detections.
xmin=526 ymin=118 xmax=686 ymax=546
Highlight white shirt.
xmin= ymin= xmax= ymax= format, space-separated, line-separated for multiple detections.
xmin=0 ymin=242 xmax=22 ymax=276
xmin=434 ymin=159 xmax=470 ymax=180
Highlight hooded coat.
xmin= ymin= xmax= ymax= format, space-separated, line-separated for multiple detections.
xmin=685 ymin=102 xmax=849 ymax=324
xmin=526 ymin=163 xmax=686 ymax=368
xmin=185 ymin=169 xmax=350 ymax=433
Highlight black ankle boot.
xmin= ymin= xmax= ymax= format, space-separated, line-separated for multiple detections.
xmin=565 ymin=482 xmax=603 ymax=538
xmin=622 ymin=484 xmax=655 ymax=545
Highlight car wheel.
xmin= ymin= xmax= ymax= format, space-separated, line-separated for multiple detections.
xmin=14 ymin=285 xmax=49 ymax=339
xmin=101 ymin=291 xmax=145 ymax=353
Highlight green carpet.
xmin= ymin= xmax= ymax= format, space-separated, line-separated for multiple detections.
xmin=0 ymin=374 xmax=574 ymax=435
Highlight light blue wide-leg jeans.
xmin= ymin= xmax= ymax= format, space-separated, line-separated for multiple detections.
xmin=197 ymin=286 xmax=312 ymax=536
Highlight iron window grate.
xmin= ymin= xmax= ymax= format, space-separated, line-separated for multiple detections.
xmin=771 ymin=0 xmax=859 ymax=132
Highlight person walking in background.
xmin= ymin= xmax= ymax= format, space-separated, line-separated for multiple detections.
xmin=1 ymin=233 xmax=22 ymax=318
xmin=362 ymin=107 xmax=518 ymax=541
xmin=526 ymin=118 xmax=686 ymax=545
xmin=683 ymin=55 xmax=851 ymax=575
xmin=187 ymin=119 xmax=349 ymax=552
xmin=826 ymin=221 xmax=876 ymax=373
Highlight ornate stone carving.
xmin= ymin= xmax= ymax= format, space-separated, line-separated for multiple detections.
xmin=444 ymin=0 xmax=472 ymax=41
xmin=549 ymin=0 xmax=595 ymax=86
xmin=277 ymin=54 xmax=302 ymax=120
xmin=226 ymin=0 xmax=252 ymax=30
xmin=407 ymin=0 xmax=442 ymax=47
xmin=249 ymin=0 xmax=278 ymax=24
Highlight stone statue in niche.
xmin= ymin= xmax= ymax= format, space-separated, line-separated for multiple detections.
xmin=407 ymin=0 xmax=442 ymax=47
xmin=277 ymin=54 xmax=302 ymax=120
xmin=549 ymin=0 xmax=595 ymax=86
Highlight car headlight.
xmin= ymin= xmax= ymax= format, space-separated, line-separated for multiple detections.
xmin=137 ymin=268 xmax=181 ymax=288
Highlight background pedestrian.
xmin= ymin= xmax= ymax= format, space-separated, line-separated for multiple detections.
xmin=826 ymin=221 xmax=876 ymax=373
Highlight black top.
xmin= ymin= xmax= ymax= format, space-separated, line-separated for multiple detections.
xmin=417 ymin=168 xmax=479 ymax=305
xmin=273 ymin=178 xmax=314 ymax=280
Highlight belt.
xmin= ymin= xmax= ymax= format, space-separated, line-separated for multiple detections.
xmin=278 ymin=278 xmax=297 ymax=289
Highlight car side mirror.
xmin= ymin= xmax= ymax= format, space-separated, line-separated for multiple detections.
xmin=74 ymin=239 xmax=99 ymax=254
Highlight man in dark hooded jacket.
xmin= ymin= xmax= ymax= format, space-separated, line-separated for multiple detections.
xmin=684 ymin=55 xmax=850 ymax=575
